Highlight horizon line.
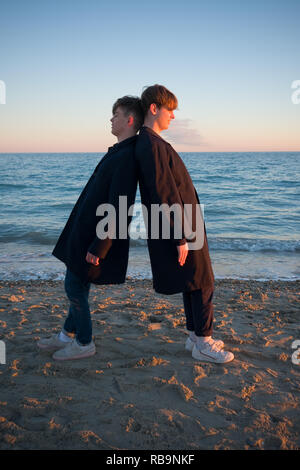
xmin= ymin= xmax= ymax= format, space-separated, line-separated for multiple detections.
xmin=1 ymin=150 xmax=300 ymax=155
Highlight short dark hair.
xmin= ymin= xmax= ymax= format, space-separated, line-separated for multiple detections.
xmin=112 ymin=96 xmax=144 ymax=132
xmin=141 ymin=84 xmax=178 ymax=115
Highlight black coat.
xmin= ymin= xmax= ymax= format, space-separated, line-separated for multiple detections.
xmin=52 ymin=136 xmax=138 ymax=284
xmin=135 ymin=126 xmax=215 ymax=294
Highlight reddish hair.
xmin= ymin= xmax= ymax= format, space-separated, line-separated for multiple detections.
xmin=141 ymin=84 xmax=178 ymax=114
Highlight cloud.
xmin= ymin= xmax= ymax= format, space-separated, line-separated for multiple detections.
xmin=163 ymin=119 xmax=205 ymax=147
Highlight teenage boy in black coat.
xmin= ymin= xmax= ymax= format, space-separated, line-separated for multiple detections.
xmin=135 ymin=84 xmax=234 ymax=364
xmin=37 ymin=96 xmax=144 ymax=361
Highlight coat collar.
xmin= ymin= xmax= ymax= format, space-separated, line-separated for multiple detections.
xmin=94 ymin=135 xmax=137 ymax=172
xmin=139 ymin=126 xmax=166 ymax=142
xmin=107 ymin=135 xmax=137 ymax=155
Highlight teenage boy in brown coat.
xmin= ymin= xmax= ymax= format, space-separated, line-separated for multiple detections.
xmin=135 ymin=84 xmax=234 ymax=363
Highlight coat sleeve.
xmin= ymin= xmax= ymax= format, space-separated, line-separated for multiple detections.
xmin=87 ymin=158 xmax=137 ymax=259
xmin=137 ymin=137 xmax=187 ymax=246
xmin=87 ymin=219 xmax=114 ymax=260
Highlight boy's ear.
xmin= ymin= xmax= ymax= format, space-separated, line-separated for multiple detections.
xmin=128 ymin=115 xmax=134 ymax=127
xmin=149 ymin=103 xmax=158 ymax=115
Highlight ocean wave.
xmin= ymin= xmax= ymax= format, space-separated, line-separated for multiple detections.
xmin=0 ymin=224 xmax=299 ymax=254
xmin=0 ymin=183 xmax=28 ymax=190
xmin=131 ymin=236 xmax=300 ymax=253
xmin=0 ymin=228 xmax=59 ymax=245
xmin=0 ymin=267 xmax=298 ymax=282
xmin=209 ymin=237 xmax=300 ymax=253
xmin=49 ymin=202 xmax=75 ymax=210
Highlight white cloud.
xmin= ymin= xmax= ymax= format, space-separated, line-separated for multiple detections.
xmin=163 ymin=119 xmax=205 ymax=147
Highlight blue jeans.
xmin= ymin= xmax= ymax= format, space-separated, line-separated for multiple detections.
xmin=63 ymin=268 xmax=92 ymax=345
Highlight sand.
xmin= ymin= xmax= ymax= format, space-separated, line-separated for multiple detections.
xmin=0 ymin=278 xmax=299 ymax=450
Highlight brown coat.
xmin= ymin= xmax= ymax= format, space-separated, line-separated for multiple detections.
xmin=135 ymin=126 xmax=215 ymax=294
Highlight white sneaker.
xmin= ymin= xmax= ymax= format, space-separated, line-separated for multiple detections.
xmin=185 ymin=336 xmax=224 ymax=352
xmin=52 ymin=339 xmax=96 ymax=361
xmin=37 ymin=333 xmax=70 ymax=351
xmin=192 ymin=343 xmax=234 ymax=364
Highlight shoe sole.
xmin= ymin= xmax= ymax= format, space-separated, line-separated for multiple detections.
xmin=37 ymin=343 xmax=66 ymax=351
xmin=53 ymin=349 xmax=96 ymax=361
xmin=185 ymin=338 xmax=224 ymax=352
xmin=185 ymin=341 xmax=194 ymax=352
xmin=192 ymin=349 xmax=234 ymax=364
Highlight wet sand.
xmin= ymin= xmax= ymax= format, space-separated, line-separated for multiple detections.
xmin=0 ymin=278 xmax=299 ymax=450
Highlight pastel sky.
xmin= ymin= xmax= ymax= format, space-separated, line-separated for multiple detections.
xmin=0 ymin=0 xmax=299 ymax=152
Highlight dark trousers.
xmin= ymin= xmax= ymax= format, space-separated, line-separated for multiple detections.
xmin=183 ymin=287 xmax=214 ymax=337
xmin=63 ymin=268 xmax=92 ymax=345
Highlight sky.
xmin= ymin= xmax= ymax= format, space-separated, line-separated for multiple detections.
xmin=0 ymin=0 xmax=299 ymax=152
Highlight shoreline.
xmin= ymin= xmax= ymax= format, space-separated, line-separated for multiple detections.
xmin=1 ymin=277 xmax=299 ymax=286
xmin=0 ymin=277 xmax=299 ymax=450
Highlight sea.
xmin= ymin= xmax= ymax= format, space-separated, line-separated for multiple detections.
xmin=0 ymin=152 xmax=299 ymax=282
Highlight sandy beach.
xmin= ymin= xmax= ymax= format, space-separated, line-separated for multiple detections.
xmin=0 ymin=278 xmax=299 ymax=450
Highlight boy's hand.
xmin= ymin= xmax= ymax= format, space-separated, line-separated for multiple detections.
xmin=86 ymin=251 xmax=100 ymax=266
xmin=177 ymin=242 xmax=189 ymax=266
